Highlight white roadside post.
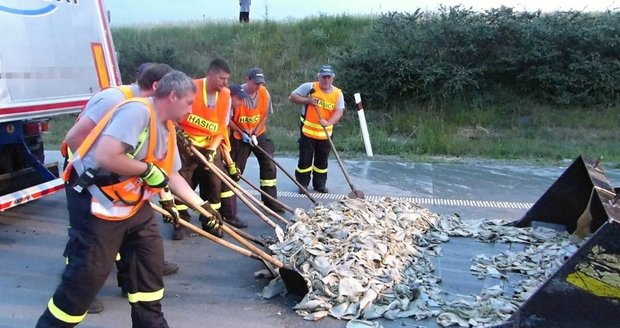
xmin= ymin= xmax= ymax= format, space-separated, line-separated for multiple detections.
xmin=354 ymin=93 xmax=373 ymax=157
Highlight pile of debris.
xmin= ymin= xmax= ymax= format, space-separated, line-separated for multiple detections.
xmin=264 ymin=197 xmax=576 ymax=327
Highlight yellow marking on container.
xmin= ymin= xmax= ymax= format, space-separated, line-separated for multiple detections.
xmin=566 ymin=271 xmax=620 ymax=298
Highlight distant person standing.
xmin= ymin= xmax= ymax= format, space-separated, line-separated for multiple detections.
xmin=288 ymin=64 xmax=345 ymax=194
xmin=239 ymin=0 xmax=251 ymax=22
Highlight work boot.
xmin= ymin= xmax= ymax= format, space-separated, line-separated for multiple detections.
xmin=88 ymin=298 xmax=104 ymax=313
xmin=220 ymin=196 xmax=247 ymax=228
xmin=314 ymin=186 xmax=329 ymax=193
xmin=265 ymin=201 xmax=285 ymax=213
xmin=163 ymin=260 xmax=179 ymax=276
xmin=224 ymin=216 xmax=248 ymax=229
xmin=172 ymin=210 xmax=191 ymax=240
xmin=298 ymin=186 xmax=308 ymax=194
xmin=268 ymin=204 xmax=285 ymax=214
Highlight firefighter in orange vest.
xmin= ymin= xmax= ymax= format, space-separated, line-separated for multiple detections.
xmin=174 ymin=58 xmax=244 ymax=240
xmin=228 ymin=68 xmax=283 ymax=213
xmin=61 ymin=63 xmax=178 ymax=314
xmin=288 ymin=64 xmax=345 ymax=194
xmin=36 ymin=70 xmax=222 ymax=327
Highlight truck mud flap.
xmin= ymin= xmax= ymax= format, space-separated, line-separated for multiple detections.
xmin=498 ymin=155 xmax=620 ymax=327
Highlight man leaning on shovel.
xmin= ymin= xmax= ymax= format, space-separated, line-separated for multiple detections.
xmin=288 ymin=64 xmax=345 ymax=194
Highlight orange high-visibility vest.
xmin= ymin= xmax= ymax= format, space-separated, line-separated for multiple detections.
xmin=63 ymin=98 xmax=176 ymax=221
xmin=60 ymin=85 xmax=136 ymax=158
xmin=300 ymin=82 xmax=342 ymax=140
xmin=178 ymin=78 xmax=231 ymax=148
xmin=231 ymin=85 xmax=269 ymax=140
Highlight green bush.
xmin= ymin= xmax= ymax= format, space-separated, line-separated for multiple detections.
xmin=337 ymin=7 xmax=620 ymax=107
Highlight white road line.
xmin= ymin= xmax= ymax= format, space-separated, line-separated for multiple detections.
xmin=243 ymin=190 xmax=533 ymax=209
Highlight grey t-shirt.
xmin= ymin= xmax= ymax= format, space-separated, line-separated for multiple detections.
xmin=240 ymin=83 xmax=273 ymax=114
xmin=292 ymin=82 xmax=345 ymax=115
xmin=80 ymin=98 xmax=181 ymax=179
xmin=83 ymin=84 xmax=140 ymax=123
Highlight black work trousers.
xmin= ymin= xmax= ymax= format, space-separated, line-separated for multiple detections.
xmin=295 ymin=133 xmax=331 ymax=189
xmin=230 ymin=133 xmax=278 ymax=208
xmin=177 ymin=142 xmax=233 ymax=219
xmin=37 ymin=175 xmax=168 ymax=327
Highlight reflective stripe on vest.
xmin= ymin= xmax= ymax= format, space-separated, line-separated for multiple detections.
xmin=301 ymin=82 xmax=341 ymax=140
xmin=62 ymin=98 xmax=176 ymax=220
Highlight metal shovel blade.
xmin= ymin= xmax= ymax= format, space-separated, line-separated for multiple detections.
xmin=347 ymin=189 xmax=365 ymax=199
xmin=279 ymin=267 xmax=309 ymax=296
xmin=512 ymin=155 xmax=613 ymax=234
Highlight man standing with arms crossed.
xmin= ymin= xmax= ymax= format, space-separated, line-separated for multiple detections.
xmin=288 ymin=64 xmax=345 ymax=194
xmin=37 ymin=70 xmax=222 ymax=327
xmin=174 ymin=58 xmax=244 ymax=240
xmin=228 ymin=68 xmax=283 ymax=213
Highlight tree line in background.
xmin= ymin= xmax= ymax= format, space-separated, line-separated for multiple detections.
xmin=112 ymin=6 xmax=619 ymax=110
xmin=338 ymin=6 xmax=620 ymax=108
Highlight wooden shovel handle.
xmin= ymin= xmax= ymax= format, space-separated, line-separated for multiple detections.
xmin=150 ymin=202 xmax=258 ymax=259
xmin=173 ymin=196 xmax=285 ymax=268
xmin=190 ymin=145 xmax=288 ymax=227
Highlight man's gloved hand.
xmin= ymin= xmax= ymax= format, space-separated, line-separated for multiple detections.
xmin=159 ymin=199 xmax=180 ymax=224
xmin=198 ymin=200 xmax=223 ymax=230
xmin=158 ymin=187 xmax=180 ymax=224
xmin=242 ymin=133 xmax=252 ymax=144
xmin=226 ymin=163 xmax=241 ymax=182
xmin=175 ymin=128 xmax=194 ymax=158
xmin=201 ymin=148 xmax=216 ymax=163
xmin=140 ymin=162 xmax=168 ymax=188
xmin=250 ymin=134 xmax=259 ymax=146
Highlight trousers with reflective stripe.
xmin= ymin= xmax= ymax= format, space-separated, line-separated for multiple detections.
xmin=230 ymin=133 xmax=278 ymax=206
xmin=295 ymin=132 xmax=331 ymax=189
xmin=36 ymin=173 xmax=168 ymax=328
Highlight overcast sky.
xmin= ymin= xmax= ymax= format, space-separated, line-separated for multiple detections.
xmin=104 ymin=0 xmax=618 ymax=26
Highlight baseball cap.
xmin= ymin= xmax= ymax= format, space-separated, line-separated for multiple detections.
xmin=136 ymin=62 xmax=153 ymax=76
xmin=318 ymin=64 xmax=335 ymax=77
xmin=247 ymin=67 xmax=266 ymax=84
xmin=229 ymin=84 xmax=248 ymax=98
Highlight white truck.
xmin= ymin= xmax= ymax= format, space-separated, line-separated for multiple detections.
xmin=0 ymin=0 xmax=121 ymax=210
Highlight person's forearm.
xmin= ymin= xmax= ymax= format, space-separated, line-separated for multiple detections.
xmin=288 ymin=93 xmax=311 ymax=105
xmin=228 ymin=120 xmax=246 ymax=135
xmin=94 ymin=136 xmax=147 ymax=176
xmin=169 ymin=172 xmax=203 ymax=206
xmin=65 ymin=118 xmax=96 ymax=152
xmin=326 ymin=110 xmax=344 ymax=126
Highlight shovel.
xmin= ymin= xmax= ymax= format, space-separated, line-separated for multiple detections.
xmin=166 ymin=197 xmax=309 ymax=297
xmin=249 ymin=142 xmax=319 ymax=205
xmin=309 ymin=95 xmax=365 ymax=199
xmin=238 ymin=174 xmax=295 ymax=214
xmin=151 ymin=202 xmax=278 ymax=277
xmin=187 ymin=144 xmax=288 ymax=241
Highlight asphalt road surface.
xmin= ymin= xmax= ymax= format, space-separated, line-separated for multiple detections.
xmin=1 ymin=152 xmax=618 ymax=328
